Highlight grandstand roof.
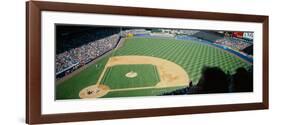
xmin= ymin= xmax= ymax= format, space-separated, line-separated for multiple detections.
xmin=193 ymin=31 xmax=224 ymax=42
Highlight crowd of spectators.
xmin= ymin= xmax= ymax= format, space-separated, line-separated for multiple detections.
xmin=214 ymin=37 xmax=252 ymax=51
xmin=56 ymin=34 xmax=120 ymax=78
xmin=56 ymin=27 xmax=120 ymax=54
xmin=178 ymin=31 xmax=253 ymax=52
xmin=161 ymin=66 xmax=253 ymax=96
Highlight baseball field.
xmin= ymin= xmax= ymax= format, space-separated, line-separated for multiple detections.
xmin=56 ymin=37 xmax=252 ymax=100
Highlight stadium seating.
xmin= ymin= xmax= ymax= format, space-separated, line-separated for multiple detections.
xmin=55 ymin=27 xmax=121 ymax=79
xmin=215 ymin=37 xmax=252 ymax=51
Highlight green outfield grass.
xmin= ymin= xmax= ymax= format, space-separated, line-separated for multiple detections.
xmin=101 ymin=64 xmax=160 ymax=89
xmin=56 ymin=37 xmax=252 ymax=100
xmin=113 ymin=37 xmax=252 ymax=83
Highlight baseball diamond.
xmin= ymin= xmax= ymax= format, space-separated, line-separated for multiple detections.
xmin=55 ymin=27 xmax=253 ymax=100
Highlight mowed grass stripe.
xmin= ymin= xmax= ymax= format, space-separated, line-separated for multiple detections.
xmin=100 ymin=66 xmax=112 ymax=84
xmin=153 ymin=65 xmax=160 ymax=82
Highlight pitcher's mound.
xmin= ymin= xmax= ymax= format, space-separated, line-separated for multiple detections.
xmin=125 ymin=71 xmax=138 ymax=78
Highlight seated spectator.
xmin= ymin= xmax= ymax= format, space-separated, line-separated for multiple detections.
xmin=232 ymin=67 xmax=253 ymax=92
xmin=196 ymin=66 xmax=229 ymax=93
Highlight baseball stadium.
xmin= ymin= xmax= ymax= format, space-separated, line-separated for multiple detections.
xmin=55 ymin=25 xmax=254 ymax=100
